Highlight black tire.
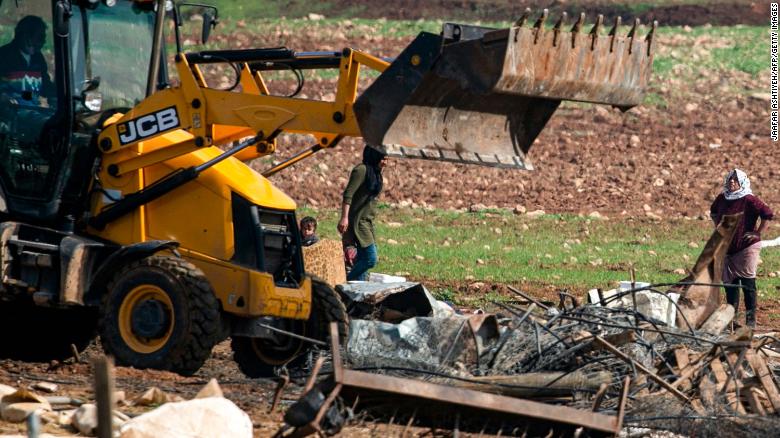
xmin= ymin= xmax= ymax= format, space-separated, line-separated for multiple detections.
xmin=232 ymin=275 xmax=349 ymax=378
xmin=0 ymin=300 xmax=97 ymax=361
xmin=98 ymin=255 xmax=221 ymax=376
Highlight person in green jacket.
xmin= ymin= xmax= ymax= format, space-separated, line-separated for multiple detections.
xmin=338 ymin=146 xmax=387 ymax=281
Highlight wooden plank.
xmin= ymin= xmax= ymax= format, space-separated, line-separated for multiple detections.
xmin=673 ymin=346 xmax=691 ymax=391
xmin=698 ymin=375 xmax=717 ymax=410
xmin=746 ymin=350 xmax=780 ymax=413
xmin=747 ymin=387 xmax=767 ymax=415
xmin=669 ymin=347 xmax=717 ymax=390
xmin=593 ymin=336 xmax=691 ymax=405
xmin=709 ymin=358 xmax=729 ymax=391
xmin=710 ymin=357 xmax=746 ymax=414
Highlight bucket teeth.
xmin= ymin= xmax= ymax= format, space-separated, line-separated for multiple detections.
xmin=533 ymin=9 xmax=549 ymax=43
xmin=552 ymin=12 xmax=567 ymax=47
xmin=608 ymin=16 xmax=622 ymax=52
xmin=627 ymin=18 xmax=640 ymax=53
xmin=590 ymin=14 xmax=603 ymax=49
xmin=514 ymin=8 xmax=532 ymax=27
xmin=646 ymin=20 xmax=658 ymax=55
xmin=571 ymin=12 xmax=586 ymax=34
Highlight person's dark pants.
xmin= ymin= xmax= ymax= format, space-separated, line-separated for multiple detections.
xmin=725 ymin=277 xmax=757 ymax=327
xmin=347 ymin=243 xmax=377 ymax=281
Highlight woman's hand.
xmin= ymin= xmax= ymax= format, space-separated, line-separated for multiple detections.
xmin=337 ymin=217 xmax=349 ymax=234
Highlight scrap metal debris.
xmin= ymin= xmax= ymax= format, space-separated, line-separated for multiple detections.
xmin=278 ymin=213 xmax=780 ymax=437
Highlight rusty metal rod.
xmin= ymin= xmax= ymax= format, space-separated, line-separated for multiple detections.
xmin=593 ymin=336 xmax=691 ymax=404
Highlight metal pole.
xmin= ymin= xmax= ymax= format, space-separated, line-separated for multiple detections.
xmin=147 ymin=0 xmax=167 ymax=96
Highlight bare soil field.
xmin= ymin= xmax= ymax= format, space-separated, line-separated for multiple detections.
xmin=315 ymin=0 xmax=769 ymax=26
xmin=225 ymin=27 xmax=777 ymax=221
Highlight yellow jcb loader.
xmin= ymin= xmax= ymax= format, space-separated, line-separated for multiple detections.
xmin=0 ymin=0 xmax=655 ymax=376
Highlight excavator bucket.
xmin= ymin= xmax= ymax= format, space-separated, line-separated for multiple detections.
xmin=354 ymin=13 xmax=656 ymax=169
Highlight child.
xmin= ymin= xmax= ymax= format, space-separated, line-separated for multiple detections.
xmin=299 ymin=216 xmax=319 ymax=247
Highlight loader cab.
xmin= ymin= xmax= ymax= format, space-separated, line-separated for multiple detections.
xmin=0 ymin=0 xmax=158 ymax=226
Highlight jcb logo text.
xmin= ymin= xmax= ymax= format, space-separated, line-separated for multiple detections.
xmin=117 ymin=107 xmax=180 ymax=145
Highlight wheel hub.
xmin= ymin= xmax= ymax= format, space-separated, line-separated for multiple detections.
xmin=130 ymin=299 xmax=171 ymax=339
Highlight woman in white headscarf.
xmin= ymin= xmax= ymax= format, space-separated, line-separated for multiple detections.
xmin=710 ymin=169 xmax=774 ymax=328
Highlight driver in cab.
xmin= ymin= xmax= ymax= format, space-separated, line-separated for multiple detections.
xmin=0 ymin=15 xmax=56 ymax=107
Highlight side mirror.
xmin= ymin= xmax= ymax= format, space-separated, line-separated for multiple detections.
xmin=54 ymin=1 xmax=71 ymax=37
xmin=201 ymin=11 xmax=217 ymax=44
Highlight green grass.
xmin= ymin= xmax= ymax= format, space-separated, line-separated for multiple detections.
xmin=298 ymin=207 xmax=780 ymax=302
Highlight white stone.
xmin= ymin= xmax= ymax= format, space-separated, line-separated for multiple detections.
xmin=526 ymin=210 xmax=546 ymax=219
xmin=194 ymin=379 xmax=223 ymax=399
xmin=119 ymin=398 xmax=252 ymax=438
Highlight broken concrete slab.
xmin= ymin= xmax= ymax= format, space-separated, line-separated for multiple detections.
xmin=120 ymin=398 xmax=252 ymax=438
xmin=0 ymin=389 xmax=51 ymax=423
xmin=337 ymin=282 xmax=454 ymax=321
xmin=699 ymin=304 xmax=735 ymax=334
xmin=346 ymin=314 xmax=500 ymax=372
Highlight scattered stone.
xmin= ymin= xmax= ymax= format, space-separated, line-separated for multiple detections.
xmin=526 ymin=210 xmax=546 ymax=219
xmin=469 ymin=203 xmax=487 ymax=213
xmin=306 ymin=13 xmax=325 ymax=20
xmin=589 ymin=258 xmax=603 ymax=266
xmin=749 ymin=92 xmax=771 ymax=102
xmin=31 ymin=382 xmax=58 ymax=394
xmin=442 ymin=241 xmax=451 ymax=247
xmin=464 ymin=275 xmax=475 ymax=281
xmin=476 ymin=258 xmax=485 ymax=265
xmin=684 ymin=103 xmax=698 ymax=113
xmin=513 ymin=205 xmax=527 ymax=214
xmin=648 ymin=250 xmax=657 ymax=256
xmin=414 ymin=255 xmax=425 ymax=261
xmin=588 ymin=211 xmax=607 ymax=220
xmin=642 ymin=204 xmax=652 ymax=212
xmin=132 ymin=387 xmax=183 ymax=407
xmin=521 ymin=224 xmax=530 ymax=231
xmin=386 ymin=239 xmax=398 ymax=245
xmin=119 ymin=398 xmax=253 ymax=438
xmin=494 ymin=227 xmax=502 ymax=235
xmin=387 ymin=222 xmax=403 ymax=228
xmin=653 ymin=178 xmax=665 ymax=187
xmin=73 ymin=404 xmax=99 ymax=435
xmin=0 ymin=384 xmax=16 ymax=398
xmin=194 ymin=379 xmax=223 ymax=400
xmin=469 ymin=282 xmax=486 ymax=290
xmin=1 ymin=402 xmax=49 ymax=423
xmin=688 ymin=241 xmax=700 ymax=249
xmin=483 ymin=245 xmax=491 ymax=250
xmin=0 ymin=389 xmax=51 ymax=423
xmin=708 ymin=143 xmax=721 ymax=149
xmin=673 ymin=268 xmax=687 ymax=275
